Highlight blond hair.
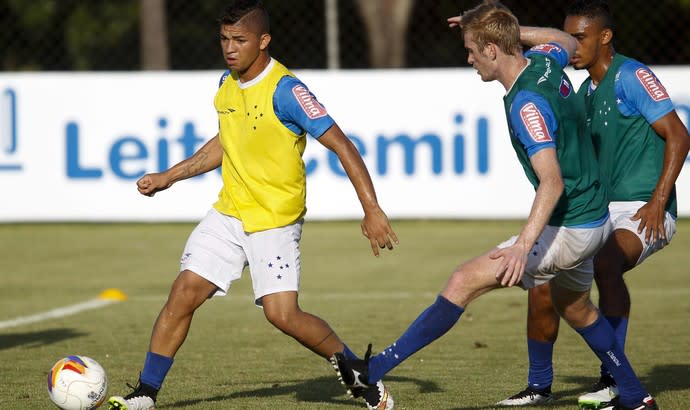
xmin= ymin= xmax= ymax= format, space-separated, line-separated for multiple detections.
xmin=460 ymin=0 xmax=521 ymax=56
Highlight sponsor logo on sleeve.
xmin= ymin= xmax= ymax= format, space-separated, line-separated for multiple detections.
xmin=635 ymin=68 xmax=670 ymax=102
xmin=529 ymin=43 xmax=562 ymax=54
xmin=519 ymin=102 xmax=553 ymax=142
xmin=292 ymin=85 xmax=328 ymax=119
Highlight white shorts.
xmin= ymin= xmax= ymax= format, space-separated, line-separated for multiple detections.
xmin=608 ymin=201 xmax=676 ymax=266
xmin=180 ymin=208 xmax=303 ymax=306
xmin=498 ymin=217 xmax=612 ymax=292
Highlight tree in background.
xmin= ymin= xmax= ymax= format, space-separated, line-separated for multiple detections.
xmin=355 ymin=0 xmax=414 ymax=68
xmin=140 ymin=0 xmax=169 ymax=70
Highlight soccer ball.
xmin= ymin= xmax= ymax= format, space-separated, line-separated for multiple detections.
xmin=47 ymin=355 xmax=108 ymax=410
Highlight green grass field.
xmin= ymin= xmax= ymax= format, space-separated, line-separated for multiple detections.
xmin=1 ymin=220 xmax=689 ymax=409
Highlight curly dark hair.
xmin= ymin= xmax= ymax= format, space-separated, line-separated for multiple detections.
xmin=218 ymin=0 xmax=270 ymax=33
xmin=566 ymin=0 xmax=614 ymax=30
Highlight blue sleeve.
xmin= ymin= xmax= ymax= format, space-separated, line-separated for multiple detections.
xmin=509 ymin=91 xmax=558 ymax=157
xmin=219 ymin=70 xmax=231 ymax=88
xmin=273 ymin=76 xmax=335 ymax=138
xmin=614 ymin=61 xmax=674 ymax=124
xmin=524 ymin=42 xmax=570 ymax=68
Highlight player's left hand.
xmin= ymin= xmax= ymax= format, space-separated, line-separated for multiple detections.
xmin=361 ymin=207 xmax=399 ymax=257
xmin=631 ymin=200 xmax=667 ymax=243
xmin=489 ymin=244 xmax=528 ymax=287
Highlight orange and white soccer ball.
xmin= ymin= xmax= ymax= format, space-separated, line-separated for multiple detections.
xmin=47 ymin=355 xmax=108 ymax=410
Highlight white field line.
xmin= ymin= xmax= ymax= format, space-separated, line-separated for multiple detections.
xmin=0 ymin=298 xmax=118 ymax=331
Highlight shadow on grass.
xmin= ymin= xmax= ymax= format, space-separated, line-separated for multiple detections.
xmin=166 ymin=375 xmax=441 ymax=408
xmin=644 ymin=363 xmax=690 ymax=395
xmin=449 ymin=405 xmax=575 ymax=410
xmin=447 ymin=377 xmax=592 ymax=410
xmin=0 ymin=328 xmax=87 ymax=350
xmin=557 ymin=363 xmax=690 ymax=401
xmin=163 ymin=363 xmax=690 ymax=409
xmin=445 ymin=364 xmax=690 ymax=410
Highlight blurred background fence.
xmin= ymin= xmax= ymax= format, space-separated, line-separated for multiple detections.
xmin=1 ymin=0 xmax=689 ymax=72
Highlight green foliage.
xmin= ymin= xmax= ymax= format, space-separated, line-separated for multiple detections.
xmin=64 ymin=2 xmax=138 ymax=70
xmin=1 ymin=221 xmax=689 ymax=408
xmin=2 ymin=0 xmax=688 ymax=71
xmin=1 ymin=0 xmax=139 ymax=70
xmin=8 ymin=0 xmax=57 ymax=27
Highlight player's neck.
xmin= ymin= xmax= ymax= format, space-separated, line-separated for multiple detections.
xmin=500 ymin=55 xmax=529 ymax=91
xmin=238 ymin=52 xmax=271 ymax=83
xmin=589 ymin=47 xmax=615 ymax=85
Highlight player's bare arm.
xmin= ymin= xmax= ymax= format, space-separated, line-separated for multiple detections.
xmin=490 ymin=148 xmax=563 ymax=287
xmin=632 ymin=111 xmax=690 ymax=242
xmin=317 ymin=124 xmax=399 ymax=256
xmin=449 ymin=15 xmax=577 ymax=57
xmin=137 ymin=134 xmax=223 ymax=197
xmin=518 ymin=26 xmax=577 ymax=57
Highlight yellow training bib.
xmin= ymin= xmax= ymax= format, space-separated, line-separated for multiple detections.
xmin=213 ymin=59 xmax=307 ymax=232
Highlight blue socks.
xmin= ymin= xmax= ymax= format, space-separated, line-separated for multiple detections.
xmin=576 ymin=315 xmax=646 ymax=408
xmin=140 ymin=351 xmax=174 ymax=390
xmin=367 ymin=295 xmax=464 ymax=383
xmin=342 ymin=344 xmax=360 ymax=361
xmin=525 ymin=316 xmax=629 ymax=390
xmin=599 ymin=315 xmax=628 ymax=378
xmin=527 ymin=339 xmax=554 ymax=391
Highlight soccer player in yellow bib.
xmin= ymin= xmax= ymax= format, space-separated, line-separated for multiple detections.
xmin=106 ymin=1 xmax=397 ymax=410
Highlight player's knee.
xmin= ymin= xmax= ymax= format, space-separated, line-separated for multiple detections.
xmin=167 ymin=273 xmax=212 ymax=310
xmin=528 ymin=309 xmax=559 ymax=341
xmin=554 ymin=297 xmax=597 ymax=328
xmin=528 ymin=284 xmax=554 ymax=311
xmin=169 ymin=278 xmax=195 ymax=302
xmin=441 ymin=267 xmax=476 ymax=305
xmin=263 ymin=308 xmax=297 ymax=332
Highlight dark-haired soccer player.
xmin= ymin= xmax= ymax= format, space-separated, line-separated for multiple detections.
xmin=106 ymin=1 xmax=397 ymax=409
xmin=496 ymin=1 xmax=688 ymax=408
xmin=332 ymin=2 xmax=655 ymax=410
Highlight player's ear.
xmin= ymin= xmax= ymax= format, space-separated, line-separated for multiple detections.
xmin=259 ymin=33 xmax=271 ymax=51
xmin=600 ymin=28 xmax=613 ymax=46
xmin=486 ymin=43 xmax=497 ymax=60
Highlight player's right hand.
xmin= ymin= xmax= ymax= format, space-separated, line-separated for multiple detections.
xmin=136 ymin=172 xmax=172 ymax=197
xmin=489 ymin=244 xmax=528 ymax=287
xmin=447 ymin=15 xmax=462 ymax=28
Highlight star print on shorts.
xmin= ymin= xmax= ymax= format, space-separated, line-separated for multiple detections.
xmin=267 ymin=255 xmax=290 ymax=279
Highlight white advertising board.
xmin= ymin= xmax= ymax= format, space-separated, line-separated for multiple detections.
xmin=0 ymin=67 xmax=689 ymax=222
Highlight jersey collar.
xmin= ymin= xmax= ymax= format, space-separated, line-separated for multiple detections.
xmin=237 ymin=57 xmax=275 ymax=90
